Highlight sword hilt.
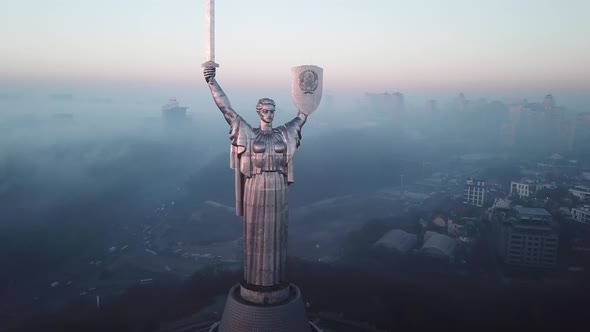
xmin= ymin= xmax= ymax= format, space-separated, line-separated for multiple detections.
xmin=202 ymin=61 xmax=219 ymax=68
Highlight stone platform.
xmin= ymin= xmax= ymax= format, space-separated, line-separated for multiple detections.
xmin=209 ymin=284 xmax=319 ymax=332
xmin=239 ymin=282 xmax=291 ymax=305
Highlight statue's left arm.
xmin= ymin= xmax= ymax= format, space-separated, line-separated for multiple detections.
xmin=282 ymin=110 xmax=307 ymax=149
xmin=284 ymin=110 xmax=308 ymax=133
xmin=295 ymin=110 xmax=308 ymax=127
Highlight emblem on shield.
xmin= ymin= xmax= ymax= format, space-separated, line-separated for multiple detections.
xmin=291 ymin=65 xmax=323 ymax=115
xmin=299 ymin=70 xmax=319 ymax=94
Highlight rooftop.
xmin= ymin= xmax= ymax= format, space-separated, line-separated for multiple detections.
xmin=374 ymin=229 xmax=418 ymax=253
xmin=465 ymin=178 xmax=486 ymax=186
xmin=511 ymin=224 xmax=556 ymax=234
xmin=573 ymin=206 xmax=590 ymax=212
xmin=514 ymin=206 xmax=551 ymax=217
xmin=571 ymin=185 xmax=590 ymax=191
xmin=512 ymin=178 xmax=537 ymax=184
xmin=420 ymin=231 xmax=458 ymax=258
xmin=493 ymin=198 xmax=512 ymax=210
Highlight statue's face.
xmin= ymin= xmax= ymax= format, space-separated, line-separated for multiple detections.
xmin=257 ymin=105 xmax=275 ymax=124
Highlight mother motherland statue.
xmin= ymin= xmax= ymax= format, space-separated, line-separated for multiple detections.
xmin=201 ymin=2 xmax=323 ymax=331
xmin=204 ymin=63 xmax=324 ymax=332
xmin=204 ymin=64 xmax=306 ymax=291
xmin=204 ymin=61 xmax=322 ymax=301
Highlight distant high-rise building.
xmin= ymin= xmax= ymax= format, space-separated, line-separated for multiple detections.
xmin=543 ymin=94 xmax=555 ymax=112
xmin=537 ymin=158 xmax=580 ymax=178
xmin=572 ymin=112 xmax=590 ymax=151
xmin=464 ymin=178 xmax=486 ymax=207
xmin=363 ymin=92 xmax=405 ymax=114
xmin=508 ymin=103 xmax=524 ymax=128
xmin=392 ymin=92 xmax=405 ymax=113
xmin=454 ymin=92 xmax=467 ymax=110
xmin=426 ymin=99 xmax=437 ymax=113
xmin=509 ymin=100 xmax=549 ymax=146
xmin=558 ymin=119 xmax=575 ymax=151
xmin=363 ymin=92 xmax=392 ymax=113
xmin=161 ymin=99 xmax=189 ymax=126
xmin=499 ymin=122 xmax=516 ymax=147
xmin=507 ymin=95 xmax=567 ymax=149
xmin=542 ymin=94 xmax=566 ymax=149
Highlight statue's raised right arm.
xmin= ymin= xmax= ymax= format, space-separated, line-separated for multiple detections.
xmin=204 ymin=65 xmax=237 ymax=125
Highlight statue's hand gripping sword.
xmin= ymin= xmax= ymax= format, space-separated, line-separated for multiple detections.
xmin=202 ymin=0 xmax=219 ymax=68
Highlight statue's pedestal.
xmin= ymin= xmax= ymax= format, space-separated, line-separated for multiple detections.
xmin=239 ymin=282 xmax=291 ymax=305
xmin=210 ymin=284 xmax=314 ymax=332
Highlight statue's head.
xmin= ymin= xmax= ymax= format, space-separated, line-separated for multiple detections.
xmin=256 ymin=98 xmax=275 ymax=124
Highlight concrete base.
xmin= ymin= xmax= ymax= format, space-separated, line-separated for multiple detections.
xmin=240 ymin=283 xmax=290 ymax=305
xmin=213 ymin=284 xmax=312 ymax=332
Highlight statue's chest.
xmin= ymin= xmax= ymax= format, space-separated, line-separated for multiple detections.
xmin=251 ymin=130 xmax=287 ymax=170
xmin=252 ymin=130 xmax=286 ymax=154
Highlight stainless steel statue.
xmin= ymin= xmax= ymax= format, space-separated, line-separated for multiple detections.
xmin=202 ymin=2 xmax=324 ymax=331
xmin=204 ymin=64 xmax=322 ymax=303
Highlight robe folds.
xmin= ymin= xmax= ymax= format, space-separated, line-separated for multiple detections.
xmin=228 ymin=115 xmax=303 ymax=286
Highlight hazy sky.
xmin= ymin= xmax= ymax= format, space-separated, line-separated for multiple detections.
xmin=1 ymin=0 xmax=589 ymax=95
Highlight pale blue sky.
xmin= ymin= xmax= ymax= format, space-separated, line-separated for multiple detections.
xmin=1 ymin=0 xmax=589 ymax=93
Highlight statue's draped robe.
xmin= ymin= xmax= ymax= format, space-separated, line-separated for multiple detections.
xmin=229 ymin=115 xmax=303 ymax=287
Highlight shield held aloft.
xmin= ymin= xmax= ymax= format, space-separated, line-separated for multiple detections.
xmin=291 ymin=65 xmax=323 ymax=115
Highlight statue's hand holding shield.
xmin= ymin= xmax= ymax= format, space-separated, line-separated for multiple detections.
xmin=291 ymin=65 xmax=323 ymax=115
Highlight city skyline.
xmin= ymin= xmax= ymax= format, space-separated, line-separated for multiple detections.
xmin=1 ymin=0 xmax=589 ymax=94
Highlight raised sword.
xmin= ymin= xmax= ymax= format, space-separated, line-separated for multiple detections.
xmin=202 ymin=0 xmax=219 ymax=68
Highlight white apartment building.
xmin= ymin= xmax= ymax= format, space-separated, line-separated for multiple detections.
xmin=464 ymin=178 xmax=486 ymax=207
xmin=569 ymin=185 xmax=590 ymax=201
xmin=510 ymin=180 xmax=536 ymax=198
xmin=571 ymin=205 xmax=590 ymax=225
